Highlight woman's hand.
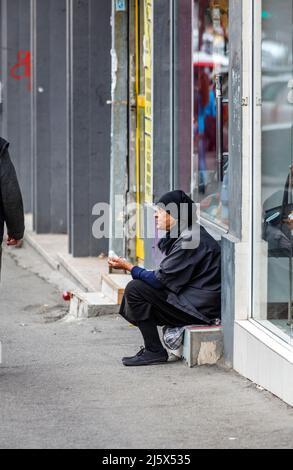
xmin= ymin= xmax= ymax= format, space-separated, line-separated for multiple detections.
xmin=108 ymin=257 xmax=134 ymax=272
xmin=7 ymin=236 xmax=23 ymax=247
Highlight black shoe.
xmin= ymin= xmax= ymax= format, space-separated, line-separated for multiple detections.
xmin=122 ymin=347 xmax=168 ymax=367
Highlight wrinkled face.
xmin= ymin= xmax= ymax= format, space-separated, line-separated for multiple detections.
xmin=155 ymin=207 xmax=177 ymax=231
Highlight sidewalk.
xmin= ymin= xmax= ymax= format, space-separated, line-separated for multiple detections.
xmin=0 ymin=248 xmax=293 ymax=449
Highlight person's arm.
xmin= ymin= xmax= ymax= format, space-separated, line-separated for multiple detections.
xmin=0 ymin=149 xmax=25 ymax=241
xmin=107 ymin=257 xmax=164 ymax=289
xmin=131 ymin=266 xmax=164 ymax=289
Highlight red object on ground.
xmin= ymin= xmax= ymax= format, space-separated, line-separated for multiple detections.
xmin=63 ymin=291 xmax=72 ymax=302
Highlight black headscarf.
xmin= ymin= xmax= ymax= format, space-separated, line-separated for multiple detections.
xmin=156 ymin=190 xmax=198 ymax=255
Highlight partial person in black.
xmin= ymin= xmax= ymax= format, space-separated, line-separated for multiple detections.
xmin=108 ymin=190 xmax=221 ymax=367
xmin=0 ymin=137 xmax=25 ymax=275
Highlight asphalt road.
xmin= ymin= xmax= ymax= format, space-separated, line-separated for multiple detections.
xmin=0 ymin=247 xmax=293 ymax=449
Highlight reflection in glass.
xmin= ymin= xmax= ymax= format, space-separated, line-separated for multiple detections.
xmin=192 ymin=0 xmax=229 ymax=227
xmin=254 ymin=0 xmax=293 ymax=342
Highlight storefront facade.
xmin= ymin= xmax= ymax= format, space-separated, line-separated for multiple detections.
xmin=110 ymin=0 xmax=293 ymax=405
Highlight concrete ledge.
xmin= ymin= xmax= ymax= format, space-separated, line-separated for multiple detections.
xmin=24 ymin=232 xmax=61 ymax=271
xmin=183 ymin=325 xmax=223 ymax=367
xmin=57 ymin=253 xmax=101 ymax=293
xmin=68 ymin=292 xmax=120 ymax=319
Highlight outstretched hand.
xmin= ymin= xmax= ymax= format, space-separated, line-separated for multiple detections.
xmin=108 ymin=257 xmax=134 ymax=272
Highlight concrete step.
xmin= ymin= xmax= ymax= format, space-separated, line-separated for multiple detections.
xmin=57 ymin=253 xmax=106 ymax=293
xmin=182 ymin=325 xmax=223 ymax=367
xmin=68 ymin=292 xmax=120 ymax=319
xmin=101 ymin=273 xmax=132 ymax=304
xmin=67 ymin=274 xmax=132 ymax=319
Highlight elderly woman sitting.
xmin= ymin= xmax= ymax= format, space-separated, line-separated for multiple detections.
xmin=108 ymin=190 xmax=221 ymax=367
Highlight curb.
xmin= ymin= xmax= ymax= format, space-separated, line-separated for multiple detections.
xmin=57 ymin=253 xmax=98 ymax=293
xmin=24 ymin=232 xmax=60 ymax=271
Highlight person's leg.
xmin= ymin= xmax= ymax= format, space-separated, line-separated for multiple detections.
xmin=137 ymin=316 xmax=165 ymax=353
xmin=119 ymin=279 xmax=165 ymax=323
xmin=120 ymin=294 xmax=164 ymax=352
xmin=120 ymin=277 xmax=203 ymax=328
xmin=119 ymin=280 xmax=206 ymax=366
xmin=119 ymin=280 xmax=169 ymax=366
xmin=119 ymin=295 xmax=138 ymax=326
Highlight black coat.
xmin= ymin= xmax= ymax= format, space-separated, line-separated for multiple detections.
xmin=155 ymin=224 xmax=221 ymax=324
xmin=0 ymin=137 xmax=25 ymax=244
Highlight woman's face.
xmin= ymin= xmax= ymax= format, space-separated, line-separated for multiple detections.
xmin=155 ymin=207 xmax=176 ymax=231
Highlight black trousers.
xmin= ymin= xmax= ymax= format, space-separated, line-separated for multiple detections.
xmin=119 ymin=279 xmax=205 ymax=353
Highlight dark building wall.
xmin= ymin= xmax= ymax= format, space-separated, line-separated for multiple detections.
xmin=0 ymin=0 xmax=113 ymax=255
xmin=1 ymin=0 xmax=32 ymax=212
xmin=67 ymin=0 xmax=112 ymax=256
xmin=153 ymin=0 xmax=172 ymax=201
xmin=173 ymin=0 xmax=192 ymax=193
xmin=31 ymin=0 xmax=67 ymax=233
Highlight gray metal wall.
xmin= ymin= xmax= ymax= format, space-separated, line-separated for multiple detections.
xmin=0 ymin=0 xmax=112 ymax=257
xmin=153 ymin=0 xmax=172 ymax=201
xmin=67 ymin=0 xmax=111 ymax=257
xmin=31 ymin=0 xmax=67 ymax=233
xmin=1 ymin=0 xmax=32 ymax=212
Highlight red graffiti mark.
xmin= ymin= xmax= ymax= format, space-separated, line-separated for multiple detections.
xmin=10 ymin=51 xmax=32 ymax=91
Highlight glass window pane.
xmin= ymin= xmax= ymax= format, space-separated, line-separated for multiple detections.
xmin=192 ymin=0 xmax=229 ymax=227
xmin=253 ymin=0 xmax=293 ymax=343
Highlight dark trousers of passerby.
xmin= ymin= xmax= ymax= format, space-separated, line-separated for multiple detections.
xmin=119 ymin=279 xmax=205 ymax=353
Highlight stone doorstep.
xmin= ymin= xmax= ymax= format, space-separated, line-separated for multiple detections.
xmin=182 ymin=326 xmax=223 ymax=367
xmin=68 ymin=292 xmax=120 ymax=319
xmin=101 ymin=273 xmax=132 ymax=304
xmin=67 ymin=274 xmax=132 ymax=319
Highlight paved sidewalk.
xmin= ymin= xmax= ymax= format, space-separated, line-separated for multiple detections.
xmin=0 ymin=249 xmax=293 ymax=449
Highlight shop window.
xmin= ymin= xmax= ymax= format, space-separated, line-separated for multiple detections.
xmin=192 ymin=0 xmax=229 ymax=228
xmin=253 ymin=0 xmax=293 ymax=342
